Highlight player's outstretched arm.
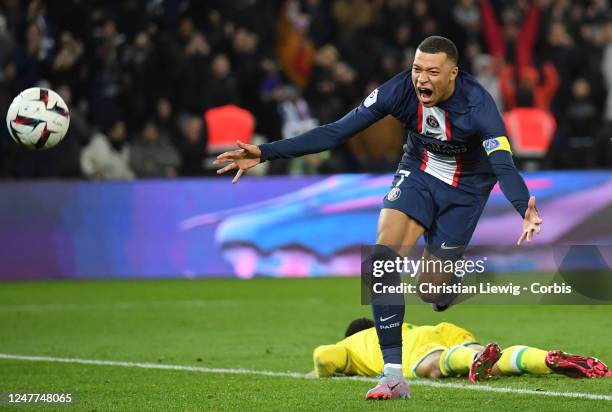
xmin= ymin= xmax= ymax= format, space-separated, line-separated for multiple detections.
xmin=517 ymin=195 xmax=542 ymax=245
xmin=214 ymin=71 xmax=407 ymax=183
xmin=213 ymin=140 xmax=261 ymax=184
xmin=476 ymin=92 xmax=543 ymax=245
xmin=484 ymin=141 xmax=543 ymax=245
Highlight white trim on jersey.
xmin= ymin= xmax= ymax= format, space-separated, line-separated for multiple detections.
xmin=417 ymin=104 xmax=462 ymax=187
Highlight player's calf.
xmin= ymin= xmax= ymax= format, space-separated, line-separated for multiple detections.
xmin=365 ymin=244 xmax=405 ymax=366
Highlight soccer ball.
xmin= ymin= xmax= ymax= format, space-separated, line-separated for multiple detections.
xmin=6 ymin=87 xmax=70 ymax=150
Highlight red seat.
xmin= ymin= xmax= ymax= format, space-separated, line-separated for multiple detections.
xmin=204 ymin=105 xmax=255 ymax=152
xmin=503 ymin=108 xmax=556 ymax=157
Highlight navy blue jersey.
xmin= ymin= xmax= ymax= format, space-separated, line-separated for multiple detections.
xmin=260 ymin=70 xmax=530 ymax=217
xmin=355 ymin=70 xmax=509 ymax=194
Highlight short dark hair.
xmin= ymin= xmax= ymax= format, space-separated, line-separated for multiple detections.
xmin=417 ymin=36 xmax=458 ymax=64
xmin=344 ymin=318 xmax=375 ymax=337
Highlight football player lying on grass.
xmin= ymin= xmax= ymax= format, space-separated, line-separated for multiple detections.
xmin=310 ymin=318 xmax=611 ymax=382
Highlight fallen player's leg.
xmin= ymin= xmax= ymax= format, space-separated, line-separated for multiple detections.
xmin=494 ymin=345 xmax=612 ymax=379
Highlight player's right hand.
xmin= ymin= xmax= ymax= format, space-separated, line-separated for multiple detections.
xmin=213 ymin=140 xmax=262 ymax=184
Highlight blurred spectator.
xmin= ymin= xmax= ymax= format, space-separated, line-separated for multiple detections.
xmin=277 ymin=0 xmax=315 ymax=89
xmin=177 ymin=31 xmax=211 ymax=114
xmin=14 ymin=23 xmax=50 ymax=91
xmin=122 ymin=31 xmax=159 ymax=130
xmin=208 ymin=53 xmax=239 ymax=108
xmin=499 ymin=63 xmax=560 ymax=111
xmin=603 ymin=21 xmax=612 ymax=125
xmin=130 ymin=120 xmax=181 ymax=178
xmin=51 ymin=31 xmax=84 ymax=102
xmin=544 ymin=20 xmax=578 ymax=112
xmin=80 ymin=120 xmax=134 ymax=180
xmin=155 ymin=97 xmax=176 ymax=137
xmin=175 ymin=115 xmax=207 ymax=177
xmin=52 ymin=83 xmax=91 ymax=176
xmin=472 ymin=54 xmax=503 ymax=110
xmin=305 ymin=44 xmax=344 ymax=124
xmin=600 ymin=21 xmax=612 ymax=166
xmin=562 ymin=78 xmax=599 ymax=168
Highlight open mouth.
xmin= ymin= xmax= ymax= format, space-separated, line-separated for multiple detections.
xmin=417 ymin=86 xmax=433 ymax=100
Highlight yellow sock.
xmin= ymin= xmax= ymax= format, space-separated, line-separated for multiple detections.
xmin=497 ymin=345 xmax=552 ymax=375
xmin=439 ymin=345 xmax=478 ymax=376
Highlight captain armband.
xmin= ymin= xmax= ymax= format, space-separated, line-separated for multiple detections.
xmin=483 ymin=136 xmax=512 ymax=155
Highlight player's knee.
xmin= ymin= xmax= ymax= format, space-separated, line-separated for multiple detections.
xmin=416 ymin=270 xmax=458 ymax=304
xmin=417 ymin=289 xmax=443 ymax=304
xmin=416 ymin=279 xmax=445 ymax=303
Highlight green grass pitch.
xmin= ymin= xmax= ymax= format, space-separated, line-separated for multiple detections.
xmin=0 ymin=277 xmax=611 ymax=411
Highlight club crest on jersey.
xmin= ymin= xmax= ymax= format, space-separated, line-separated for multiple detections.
xmin=364 ymin=88 xmax=378 ymax=108
xmin=387 ymin=187 xmax=401 ymax=202
xmin=426 ymin=115 xmax=440 ymax=129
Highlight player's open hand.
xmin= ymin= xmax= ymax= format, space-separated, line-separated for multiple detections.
xmin=213 ymin=140 xmax=262 ymax=184
xmin=517 ymin=196 xmax=542 ymax=246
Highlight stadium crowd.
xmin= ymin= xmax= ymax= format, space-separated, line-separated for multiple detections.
xmin=0 ymin=0 xmax=610 ymax=179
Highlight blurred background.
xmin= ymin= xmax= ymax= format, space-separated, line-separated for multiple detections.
xmin=0 ymin=0 xmax=610 ymax=178
xmin=0 ymin=0 xmax=610 ymax=279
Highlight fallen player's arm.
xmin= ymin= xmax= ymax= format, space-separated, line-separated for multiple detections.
xmin=312 ymin=344 xmax=349 ymax=377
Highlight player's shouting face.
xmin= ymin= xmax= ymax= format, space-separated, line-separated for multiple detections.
xmin=412 ymin=50 xmax=458 ymax=107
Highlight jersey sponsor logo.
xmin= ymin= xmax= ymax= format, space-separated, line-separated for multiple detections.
xmin=379 ymin=314 xmax=397 ymax=322
xmin=387 ymin=187 xmax=401 ymax=202
xmin=426 ymin=115 xmax=440 ymax=129
xmin=483 ymin=136 xmax=512 ymax=155
xmin=364 ymin=88 xmax=378 ymax=108
xmin=422 ymin=141 xmax=468 ymax=156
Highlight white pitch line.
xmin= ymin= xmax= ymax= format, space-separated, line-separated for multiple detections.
xmin=0 ymin=353 xmax=611 ymax=402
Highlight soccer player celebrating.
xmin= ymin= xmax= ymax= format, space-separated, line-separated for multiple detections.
xmin=310 ymin=318 xmax=611 ymax=385
xmin=215 ymin=36 xmax=543 ymax=400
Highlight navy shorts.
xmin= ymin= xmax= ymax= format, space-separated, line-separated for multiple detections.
xmin=381 ymin=165 xmax=489 ymax=260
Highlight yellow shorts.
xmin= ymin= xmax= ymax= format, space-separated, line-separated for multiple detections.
xmin=404 ymin=322 xmax=477 ymax=378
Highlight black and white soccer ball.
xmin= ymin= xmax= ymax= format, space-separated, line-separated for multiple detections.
xmin=6 ymin=87 xmax=70 ymax=150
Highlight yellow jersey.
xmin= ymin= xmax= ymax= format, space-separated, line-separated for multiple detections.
xmin=313 ymin=322 xmax=476 ymax=378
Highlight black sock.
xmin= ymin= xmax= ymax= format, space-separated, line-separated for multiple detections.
xmin=369 ymin=244 xmax=405 ymax=365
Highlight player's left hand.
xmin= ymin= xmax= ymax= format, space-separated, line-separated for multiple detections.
xmin=517 ymin=196 xmax=542 ymax=246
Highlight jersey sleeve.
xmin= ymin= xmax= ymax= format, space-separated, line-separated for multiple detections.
xmin=473 ymin=93 xmax=530 ymax=218
xmin=259 ymin=71 xmax=409 ymax=162
xmin=312 ymin=344 xmax=348 ymax=377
